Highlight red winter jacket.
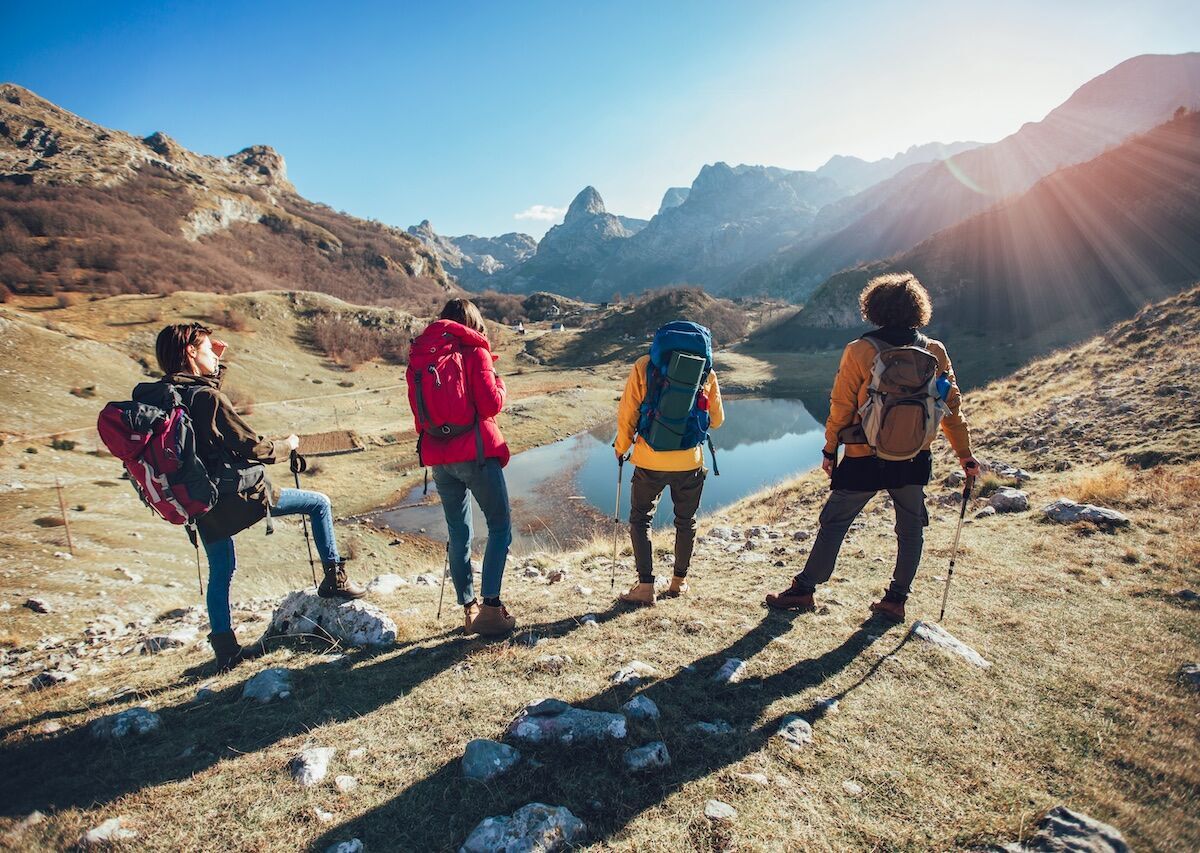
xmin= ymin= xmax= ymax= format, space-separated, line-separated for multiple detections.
xmin=406 ymin=320 xmax=511 ymax=467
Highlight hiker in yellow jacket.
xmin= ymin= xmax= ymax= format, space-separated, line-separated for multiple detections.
xmin=614 ymin=343 xmax=724 ymax=606
xmin=766 ymin=273 xmax=978 ymax=622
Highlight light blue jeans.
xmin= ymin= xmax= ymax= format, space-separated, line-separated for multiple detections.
xmin=432 ymin=459 xmax=512 ymax=605
xmin=203 ymin=488 xmax=340 ymax=633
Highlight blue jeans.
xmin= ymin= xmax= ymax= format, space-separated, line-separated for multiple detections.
xmin=203 ymin=488 xmax=340 ymax=633
xmin=432 ymin=459 xmax=512 ymax=605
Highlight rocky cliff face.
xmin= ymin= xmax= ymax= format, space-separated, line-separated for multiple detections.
xmin=657 ymin=186 xmax=689 ymax=214
xmin=813 ymin=140 xmax=981 ymax=196
xmin=406 ymin=220 xmax=538 ymax=288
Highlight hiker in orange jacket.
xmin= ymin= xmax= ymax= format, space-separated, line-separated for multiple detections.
xmin=765 ymin=273 xmax=978 ymax=622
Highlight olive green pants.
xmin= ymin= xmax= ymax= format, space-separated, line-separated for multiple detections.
xmin=629 ymin=467 xmax=706 ymax=582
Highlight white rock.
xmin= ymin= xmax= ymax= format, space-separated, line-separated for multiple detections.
xmin=573 ymin=584 xmax=594 ymax=597
xmin=347 ymin=747 xmax=367 ymax=761
xmin=334 ymin=775 xmax=358 ymax=793
xmin=704 ymin=799 xmax=738 ymax=823
xmin=265 ymin=590 xmax=396 ymax=647
xmin=533 ymin=654 xmax=572 ymax=674
xmin=691 ymin=719 xmax=735 ymax=736
xmin=54 ymin=551 xmax=73 ymax=561
xmin=713 ymin=658 xmax=749 ymax=684
xmin=1042 ymin=498 xmax=1130 ymax=528
xmin=623 ymin=740 xmax=670 ymax=772
xmin=243 ymin=667 xmax=293 ymax=703
xmin=80 ymin=816 xmax=136 ymax=846
xmin=776 ymin=715 xmax=813 ymax=750
xmin=116 ymin=567 xmax=143 ymax=583
xmin=1001 ymin=805 xmax=1129 ymax=852
xmin=975 ymin=506 xmax=997 ymax=519
xmin=842 ymin=780 xmax=863 ymax=797
xmin=611 ymin=660 xmax=657 ymax=686
xmin=90 ymin=707 xmax=161 ymax=740
xmin=195 ymin=683 xmax=217 ymax=701
xmin=313 ymin=806 xmax=335 ymax=823
xmin=815 ymin=697 xmax=840 ymax=716
xmin=366 ymin=573 xmax=409 ymax=594
xmin=707 ymin=526 xmax=738 ymax=541
xmin=989 ymin=487 xmax=1029 ymax=513
xmin=622 ymin=695 xmax=660 ymax=721
xmin=461 ymin=803 xmax=586 ymax=853
xmin=414 ymin=573 xmax=443 ymax=586
xmin=911 ymin=621 xmax=991 ymax=669
xmin=736 ymin=772 xmax=770 ymax=786
xmin=463 ymin=738 xmax=522 ymax=782
xmin=580 ymin=613 xmax=599 ymax=629
xmin=505 ymin=698 xmax=626 ymax=746
xmin=325 ymin=840 xmax=363 ymax=853
xmin=291 ymin=746 xmax=336 ymax=787
xmin=139 ymin=626 xmax=199 ymax=655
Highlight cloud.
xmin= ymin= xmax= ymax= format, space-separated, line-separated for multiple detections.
xmin=514 ymin=204 xmax=566 ymax=222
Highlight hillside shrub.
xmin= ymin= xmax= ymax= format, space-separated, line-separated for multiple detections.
xmin=311 ymin=313 xmax=410 ymax=369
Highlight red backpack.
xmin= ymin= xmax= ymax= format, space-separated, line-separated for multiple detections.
xmin=97 ymin=386 xmax=218 ymax=530
xmin=406 ymin=322 xmax=485 ymax=467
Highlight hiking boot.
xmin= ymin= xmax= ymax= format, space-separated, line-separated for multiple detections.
xmin=869 ymin=597 xmax=906 ymax=623
xmin=662 ymin=575 xmax=689 ymax=598
xmin=463 ymin=600 xmax=481 ymax=634
xmin=619 ymin=582 xmax=656 ymax=606
xmin=764 ymin=580 xmax=815 ymax=612
xmin=471 ymin=603 xmax=516 ymax=637
xmin=318 ymin=560 xmax=365 ymax=600
xmin=207 ymin=630 xmax=262 ymax=672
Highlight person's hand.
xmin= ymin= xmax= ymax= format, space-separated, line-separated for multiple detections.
xmin=821 ymin=456 xmax=835 ymax=478
xmin=960 ymin=457 xmax=980 ymax=477
xmin=285 ymin=434 xmax=300 ymax=452
xmin=615 ymin=448 xmax=626 ymax=463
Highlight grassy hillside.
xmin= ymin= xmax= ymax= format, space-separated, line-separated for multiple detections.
xmin=1 ymin=287 xmax=1196 ymax=850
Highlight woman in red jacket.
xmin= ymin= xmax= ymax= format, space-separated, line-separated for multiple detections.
xmin=407 ymin=299 xmax=515 ymax=636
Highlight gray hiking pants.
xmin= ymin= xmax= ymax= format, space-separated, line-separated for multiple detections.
xmin=629 ymin=467 xmax=706 ymax=582
xmin=793 ymin=485 xmax=929 ymax=600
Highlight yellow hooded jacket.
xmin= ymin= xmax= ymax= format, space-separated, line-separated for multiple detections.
xmin=615 ymin=355 xmax=725 ymax=472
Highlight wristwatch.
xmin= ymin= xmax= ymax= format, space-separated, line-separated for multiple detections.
xmin=822 ymin=450 xmax=837 ymax=461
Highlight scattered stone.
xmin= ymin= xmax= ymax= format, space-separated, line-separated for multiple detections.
xmin=463 ymin=738 xmax=522 ymax=782
xmin=975 ymin=506 xmax=997 ymax=519
xmin=580 ymin=613 xmax=599 ymax=629
xmin=1178 ymin=663 xmax=1200 ymax=690
xmin=713 ymin=658 xmax=749 ymax=685
xmin=139 ymin=626 xmax=199 ymax=655
xmin=116 ymin=567 xmax=143 ymax=583
xmin=989 ymin=488 xmax=1029 ymax=513
xmin=911 ymin=621 xmax=991 ymax=668
xmin=1175 ymin=589 xmax=1199 ymax=603
xmin=792 ymin=529 xmax=813 ymax=541
xmin=707 ymin=526 xmax=738 ymax=541
xmin=414 ymin=573 xmax=442 ymax=586
xmin=324 ymin=840 xmax=364 ymax=853
xmin=623 ymin=740 xmax=670 ymax=772
xmin=80 ymin=816 xmax=137 ymax=846
xmin=505 ymin=698 xmax=626 ymax=746
xmin=1042 ymin=499 xmax=1130 ymax=528
xmin=334 ymin=774 xmax=358 ymax=793
xmin=90 ymin=707 xmax=162 ymax=740
xmin=40 ymin=721 xmax=63 ymax=734
xmin=776 ymin=715 xmax=813 ymax=750
xmin=23 ymin=597 xmax=51 ymax=614
xmin=366 ymin=573 xmax=408 ymax=594
xmin=691 ymin=719 xmax=735 ymax=736
xmin=738 ymin=551 xmax=769 ymax=564
xmin=533 ymin=654 xmax=572 ymax=674
xmin=243 ymin=667 xmax=293 ymax=703
xmin=842 ymin=780 xmax=863 ymax=797
xmin=313 ymin=806 xmax=335 ymax=823
xmin=546 ymin=569 xmax=568 ymax=584
xmin=1001 ymin=805 xmax=1130 ymax=852
xmin=265 ymin=590 xmax=396 ymax=647
xmin=611 ymin=660 xmax=657 ymax=686
xmin=573 ymin=584 xmax=594 ymax=597
xmin=521 ymin=566 xmax=544 ymax=578
xmin=704 ymin=800 xmax=738 ymax=823
xmin=736 ymin=772 xmax=770 ymax=787
xmin=944 ymin=470 xmax=966 ymax=488
xmin=622 ymin=695 xmax=660 ymax=721
xmin=54 ymin=551 xmax=73 ymax=561
xmin=461 ymin=803 xmax=585 ymax=853
xmin=290 ymin=746 xmax=336 ymax=787
xmin=30 ymin=669 xmax=78 ymax=689
xmin=814 ymin=697 xmax=840 ymax=716
xmin=347 ymin=747 xmax=366 ymax=761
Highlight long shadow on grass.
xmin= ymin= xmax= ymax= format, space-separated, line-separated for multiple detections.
xmin=310 ymin=612 xmax=903 ymax=852
xmin=0 ymin=604 xmax=631 ymax=816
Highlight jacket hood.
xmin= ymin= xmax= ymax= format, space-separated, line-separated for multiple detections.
xmin=410 ymin=319 xmax=498 ymax=365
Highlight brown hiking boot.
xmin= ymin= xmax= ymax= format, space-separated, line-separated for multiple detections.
xmin=471 ymin=603 xmax=516 ymax=637
xmin=318 ymin=560 xmax=366 ymax=600
xmin=619 ymin=582 xmax=656 ymax=606
xmin=764 ymin=580 xmax=815 ymax=611
xmin=869 ymin=597 xmax=906 ymax=623
xmin=207 ymin=630 xmax=263 ymax=672
xmin=463 ymin=600 xmax=481 ymax=634
xmin=661 ymin=576 xmax=689 ymax=598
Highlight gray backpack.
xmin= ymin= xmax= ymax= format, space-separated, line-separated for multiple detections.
xmin=839 ymin=334 xmax=946 ymax=461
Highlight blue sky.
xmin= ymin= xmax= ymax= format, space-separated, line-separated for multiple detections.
xmin=4 ymin=1 xmax=1198 ymax=238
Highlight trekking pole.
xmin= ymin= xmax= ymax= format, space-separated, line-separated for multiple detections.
xmin=611 ymin=454 xmax=625 ymax=591
xmin=938 ymin=474 xmax=975 ymax=622
xmin=290 ymin=451 xmax=319 ymax=590
xmin=436 ymin=542 xmax=449 ymax=622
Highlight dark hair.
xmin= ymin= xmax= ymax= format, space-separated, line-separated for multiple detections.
xmin=859 ymin=273 xmax=933 ymax=328
xmin=155 ymin=322 xmax=212 ymax=376
xmin=439 ymin=298 xmax=487 ymax=335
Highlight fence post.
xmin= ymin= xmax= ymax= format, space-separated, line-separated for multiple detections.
xmin=55 ymin=477 xmax=75 ymax=556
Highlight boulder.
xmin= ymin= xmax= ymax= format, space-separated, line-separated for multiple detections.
xmin=505 ymin=698 xmax=626 ymax=747
xmin=265 ymin=590 xmax=396 ymax=647
xmin=366 ymin=574 xmax=408 ymax=594
xmin=623 ymin=741 xmax=670 ymax=772
xmin=611 ymin=660 xmax=657 ymax=686
xmin=1001 ymin=805 xmax=1130 ymax=852
xmin=1042 ymin=499 xmax=1130 ymax=528
xmin=691 ymin=719 xmax=735 ymax=736
xmin=621 ymin=695 xmax=660 ymax=721
xmin=704 ymin=800 xmax=738 ymax=823
xmin=713 ymin=658 xmax=749 ymax=684
xmin=461 ymin=803 xmax=586 ymax=853
xmin=80 ymin=817 xmax=137 ymax=846
xmin=462 ymin=738 xmax=522 ymax=782
xmin=776 ymin=715 xmax=813 ymax=750
xmin=90 ymin=707 xmax=161 ymax=741
xmin=911 ymin=621 xmax=991 ymax=669
xmin=291 ymin=746 xmax=336 ymax=787
xmin=989 ymin=488 xmax=1029 ymax=513
xmin=243 ymin=667 xmax=293 ymax=703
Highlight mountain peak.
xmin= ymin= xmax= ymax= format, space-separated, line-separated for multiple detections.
xmin=566 ymin=186 xmax=607 ymax=221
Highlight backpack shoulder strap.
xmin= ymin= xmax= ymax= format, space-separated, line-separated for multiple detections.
xmin=860 ymin=334 xmax=888 ymax=355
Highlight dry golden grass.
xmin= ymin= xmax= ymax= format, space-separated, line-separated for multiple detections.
xmin=1071 ymin=463 xmax=1135 ymax=506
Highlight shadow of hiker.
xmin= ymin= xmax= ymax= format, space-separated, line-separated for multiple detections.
xmin=0 ymin=603 xmax=633 ymax=818
xmin=309 ymin=612 xmax=903 ymax=852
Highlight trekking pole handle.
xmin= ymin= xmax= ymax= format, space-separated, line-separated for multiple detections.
xmin=289 ymin=450 xmax=308 ymax=475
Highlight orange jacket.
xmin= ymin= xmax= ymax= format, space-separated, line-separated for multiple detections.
xmin=825 ymin=336 xmax=972 ymax=459
xmin=616 ymin=355 xmax=724 ymax=472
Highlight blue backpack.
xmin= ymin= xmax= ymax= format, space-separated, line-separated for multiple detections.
xmin=635 ymin=321 xmax=720 ymax=473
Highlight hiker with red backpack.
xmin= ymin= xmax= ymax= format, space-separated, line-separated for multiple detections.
xmin=406 ymin=299 xmax=515 ymax=637
xmin=765 ymin=273 xmax=978 ymax=622
xmin=614 ymin=320 xmax=724 ymax=606
xmin=105 ymin=322 xmax=365 ymax=671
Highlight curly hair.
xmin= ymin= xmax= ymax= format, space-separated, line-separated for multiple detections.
xmin=859 ymin=272 xmax=933 ymax=328
xmin=155 ymin=322 xmax=212 ymax=376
